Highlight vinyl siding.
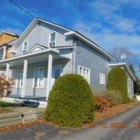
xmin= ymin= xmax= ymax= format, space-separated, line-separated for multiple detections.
xmin=15 ymin=22 xmax=73 ymax=56
xmin=75 ymin=41 xmax=110 ymax=91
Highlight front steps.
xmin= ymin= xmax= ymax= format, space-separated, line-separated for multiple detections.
xmin=13 ymin=107 xmax=44 ymax=123
xmin=0 ymin=112 xmax=22 ymax=128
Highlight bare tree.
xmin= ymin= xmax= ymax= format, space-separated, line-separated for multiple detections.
xmin=0 ymin=74 xmax=14 ymax=98
xmin=110 ymin=47 xmax=138 ymax=65
xmin=109 ymin=47 xmax=139 ymax=77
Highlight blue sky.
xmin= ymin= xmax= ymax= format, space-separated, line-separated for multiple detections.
xmin=0 ymin=0 xmax=140 ymax=54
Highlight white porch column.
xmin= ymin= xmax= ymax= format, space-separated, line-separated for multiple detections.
xmin=3 ymin=46 xmax=6 ymax=60
xmin=46 ymin=53 xmax=53 ymax=100
xmin=21 ymin=59 xmax=28 ymax=98
xmin=6 ymin=63 xmax=10 ymax=80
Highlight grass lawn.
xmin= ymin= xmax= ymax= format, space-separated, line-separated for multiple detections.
xmin=0 ymin=100 xmax=18 ymax=107
xmin=0 ymin=108 xmax=13 ymax=114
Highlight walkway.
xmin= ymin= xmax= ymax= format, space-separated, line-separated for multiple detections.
xmin=0 ymin=104 xmax=140 ymax=140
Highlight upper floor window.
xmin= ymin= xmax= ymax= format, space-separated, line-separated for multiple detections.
xmin=16 ymin=70 xmax=23 ymax=87
xmin=100 ymin=73 xmax=105 ymax=84
xmin=78 ymin=66 xmax=90 ymax=83
xmin=22 ymin=42 xmax=28 ymax=54
xmin=49 ymin=32 xmax=56 ymax=47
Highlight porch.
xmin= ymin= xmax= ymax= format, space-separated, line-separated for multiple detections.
xmin=0 ymin=47 xmax=72 ymax=104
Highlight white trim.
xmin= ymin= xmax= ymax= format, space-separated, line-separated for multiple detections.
xmin=49 ymin=32 xmax=56 ymax=48
xmin=46 ymin=54 xmax=53 ymax=99
xmin=78 ymin=65 xmax=90 ymax=83
xmin=32 ymin=67 xmax=45 ymax=88
xmin=22 ymin=41 xmax=28 ymax=54
xmin=128 ymin=79 xmax=131 ymax=92
xmin=21 ymin=59 xmax=28 ymax=97
xmin=65 ymin=31 xmax=114 ymax=61
xmin=1 ymin=31 xmax=17 ymax=36
xmin=100 ymin=72 xmax=105 ymax=84
xmin=0 ymin=48 xmax=59 ymax=64
xmin=28 ymin=44 xmax=45 ymax=53
xmin=109 ymin=63 xmax=136 ymax=81
xmin=6 ymin=63 xmax=10 ymax=80
xmin=9 ymin=18 xmax=71 ymax=53
xmin=3 ymin=46 xmax=6 ymax=59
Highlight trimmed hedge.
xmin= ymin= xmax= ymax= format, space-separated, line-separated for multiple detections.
xmin=107 ymin=66 xmax=130 ymax=103
xmin=44 ymin=74 xmax=94 ymax=128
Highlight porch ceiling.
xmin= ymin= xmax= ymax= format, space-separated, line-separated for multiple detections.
xmin=0 ymin=49 xmax=69 ymax=67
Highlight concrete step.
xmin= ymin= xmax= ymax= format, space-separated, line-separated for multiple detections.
xmin=0 ymin=112 xmax=21 ymax=119
xmin=0 ymin=116 xmax=21 ymax=124
xmin=0 ymin=120 xmax=22 ymax=128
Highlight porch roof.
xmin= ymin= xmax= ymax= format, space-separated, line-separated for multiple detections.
xmin=0 ymin=48 xmax=69 ymax=67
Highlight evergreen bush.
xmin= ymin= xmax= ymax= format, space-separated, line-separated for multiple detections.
xmin=44 ymin=74 xmax=94 ymax=128
xmin=107 ymin=66 xmax=130 ymax=103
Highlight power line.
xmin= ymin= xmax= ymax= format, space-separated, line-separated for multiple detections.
xmin=9 ymin=0 xmax=35 ymax=18
xmin=0 ymin=0 xmax=34 ymax=18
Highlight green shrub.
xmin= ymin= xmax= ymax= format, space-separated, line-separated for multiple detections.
xmin=94 ymin=90 xmax=123 ymax=106
xmin=107 ymin=66 xmax=130 ymax=104
xmin=0 ymin=101 xmax=17 ymax=107
xmin=44 ymin=74 xmax=94 ymax=128
xmin=103 ymin=90 xmax=123 ymax=106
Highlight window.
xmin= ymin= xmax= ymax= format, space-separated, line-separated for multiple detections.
xmin=22 ymin=42 xmax=28 ymax=54
xmin=128 ymin=79 xmax=131 ymax=92
xmin=49 ymin=32 xmax=56 ymax=47
xmin=54 ymin=68 xmax=61 ymax=80
xmin=16 ymin=70 xmax=23 ymax=87
xmin=78 ymin=66 xmax=90 ymax=83
xmin=33 ymin=67 xmax=44 ymax=88
xmin=100 ymin=73 xmax=105 ymax=84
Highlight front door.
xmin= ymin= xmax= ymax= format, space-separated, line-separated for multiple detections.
xmin=52 ymin=66 xmax=62 ymax=87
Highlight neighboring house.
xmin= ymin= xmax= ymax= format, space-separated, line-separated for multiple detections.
xmin=0 ymin=18 xmax=136 ymax=107
xmin=0 ymin=31 xmax=19 ymax=76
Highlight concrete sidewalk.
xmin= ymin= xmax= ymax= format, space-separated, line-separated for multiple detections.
xmin=0 ymin=104 xmax=140 ymax=140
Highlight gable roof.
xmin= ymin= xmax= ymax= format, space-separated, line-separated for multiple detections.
xmin=9 ymin=18 xmax=114 ymax=60
xmin=0 ymin=31 xmax=19 ymax=38
xmin=109 ymin=63 xmax=136 ymax=81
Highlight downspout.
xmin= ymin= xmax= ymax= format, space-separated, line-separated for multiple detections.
xmin=72 ymin=37 xmax=76 ymax=73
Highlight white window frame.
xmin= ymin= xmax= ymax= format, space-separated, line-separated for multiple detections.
xmin=100 ymin=72 xmax=105 ymax=84
xmin=22 ymin=41 xmax=28 ymax=54
xmin=128 ymin=79 xmax=131 ymax=92
xmin=49 ymin=32 xmax=56 ymax=47
xmin=16 ymin=70 xmax=23 ymax=88
xmin=32 ymin=67 xmax=45 ymax=88
xmin=78 ymin=66 xmax=90 ymax=83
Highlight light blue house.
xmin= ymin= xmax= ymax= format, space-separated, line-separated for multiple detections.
xmin=0 ymin=18 xmax=136 ymax=107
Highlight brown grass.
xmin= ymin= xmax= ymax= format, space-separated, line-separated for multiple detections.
xmin=94 ymin=100 xmax=139 ymax=122
xmin=0 ymin=108 xmax=13 ymax=114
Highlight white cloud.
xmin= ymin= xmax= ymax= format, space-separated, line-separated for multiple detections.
xmin=0 ymin=27 xmax=22 ymax=35
xmin=114 ymin=19 xmax=136 ymax=32
xmin=74 ymin=21 xmax=140 ymax=54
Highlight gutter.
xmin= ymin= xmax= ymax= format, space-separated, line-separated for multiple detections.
xmin=109 ymin=63 xmax=136 ymax=81
xmin=0 ymin=48 xmax=59 ymax=64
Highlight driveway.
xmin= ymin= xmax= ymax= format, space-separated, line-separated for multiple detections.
xmin=0 ymin=104 xmax=140 ymax=140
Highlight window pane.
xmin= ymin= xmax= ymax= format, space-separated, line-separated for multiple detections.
xmin=24 ymin=42 xmax=27 ymax=50
xmin=51 ymin=33 xmax=55 ymax=42
xmin=34 ymin=69 xmax=39 ymax=87
xmin=20 ymin=72 xmax=23 ymax=86
xmin=39 ymin=68 xmax=44 ymax=87
xmin=54 ymin=68 xmax=61 ymax=79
